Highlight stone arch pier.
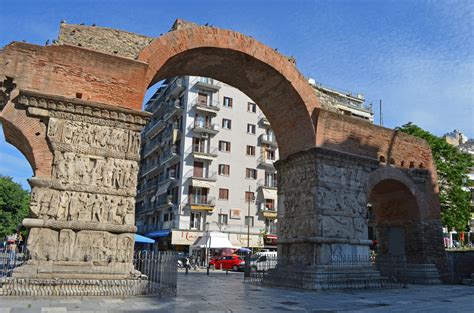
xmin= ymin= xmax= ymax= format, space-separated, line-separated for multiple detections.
xmin=0 ymin=19 xmax=445 ymax=295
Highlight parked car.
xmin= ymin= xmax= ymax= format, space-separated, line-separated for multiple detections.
xmin=209 ymin=255 xmax=245 ymax=271
xmin=250 ymin=254 xmax=277 ymax=272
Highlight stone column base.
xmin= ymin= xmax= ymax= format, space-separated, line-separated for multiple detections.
xmin=263 ymin=265 xmax=385 ymax=290
xmin=0 ymin=278 xmax=175 ymax=297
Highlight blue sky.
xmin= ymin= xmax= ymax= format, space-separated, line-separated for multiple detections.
xmin=0 ymin=0 xmax=473 ymax=189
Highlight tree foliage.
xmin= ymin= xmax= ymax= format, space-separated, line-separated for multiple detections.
xmin=399 ymin=123 xmax=473 ymax=231
xmin=0 ymin=175 xmax=30 ymax=239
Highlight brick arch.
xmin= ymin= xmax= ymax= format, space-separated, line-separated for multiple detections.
xmin=0 ymin=99 xmax=52 ymax=178
xmin=367 ymin=166 xmax=429 ymax=220
xmin=138 ymin=27 xmax=319 ymax=158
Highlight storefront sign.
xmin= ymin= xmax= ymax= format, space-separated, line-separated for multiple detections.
xmin=229 ymin=233 xmax=263 ymax=248
xmin=171 ymin=230 xmax=203 ymax=245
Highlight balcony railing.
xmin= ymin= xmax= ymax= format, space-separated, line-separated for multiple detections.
xmin=193 ymin=77 xmax=221 ymax=91
xmin=257 ymin=179 xmax=278 ymax=189
xmin=191 ymin=121 xmax=220 ymax=135
xmin=191 ymin=99 xmax=220 ymax=114
xmin=187 ymin=145 xmax=218 ymax=158
xmin=258 ymin=113 xmax=271 ymax=126
xmin=185 ymin=169 xmax=217 ymax=181
xmin=258 ymin=155 xmax=276 ymax=168
xmin=188 ymin=195 xmax=216 ymax=207
xmin=163 ymin=100 xmax=184 ymax=121
xmin=145 ymin=120 xmax=167 ymax=139
xmin=168 ymin=78 xmax=185 ymax=98
xmin=259 ymin=134 xmax=278 ymax=147
xmin=161 ymin=146 xmax=180 ymax=165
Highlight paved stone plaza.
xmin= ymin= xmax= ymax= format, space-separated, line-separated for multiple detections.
xmin=0 ymin=270 xmax=472 ymax=312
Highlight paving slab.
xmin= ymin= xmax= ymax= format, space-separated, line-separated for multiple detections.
xmin=0 ymin=271 xmax=473 ymax=312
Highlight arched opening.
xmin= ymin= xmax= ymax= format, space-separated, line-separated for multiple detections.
xmin=135 ymin=73 xmax=281 ymax=266
xmin=368 ymin=179 xmax=421 ymax=260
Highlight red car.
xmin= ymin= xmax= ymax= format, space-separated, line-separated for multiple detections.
xmin=209 ymin=255 xmax=245 ymax=271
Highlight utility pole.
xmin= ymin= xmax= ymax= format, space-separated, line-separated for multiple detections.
xmin=379 ymin=99 xmax=383 ymax=126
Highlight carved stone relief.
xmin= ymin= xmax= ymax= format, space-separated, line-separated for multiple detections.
xmin=26 ymin=228 xmax=59 ymax=261
xmin=47 ymin=118 xmax=141 ymax=155
xmin=52 ymin=151 xmax=138 ymax=190
xmin=30 ymin=187 xmax=135 ymax=225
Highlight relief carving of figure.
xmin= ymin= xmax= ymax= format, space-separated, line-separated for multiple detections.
xmin=58 ymin=229 xmax=75 ymax=261
xmin=56 ymin=192 xmax=70 ymax=220
xmin=46 ymin=191 xmax=60 ymax=219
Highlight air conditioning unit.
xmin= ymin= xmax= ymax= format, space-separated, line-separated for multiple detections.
xmin=201 ymin=133 xmax=209 ymax=138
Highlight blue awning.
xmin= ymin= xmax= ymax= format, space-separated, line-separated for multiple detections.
xmin=134 ymin=234 xmax=155 ymax=244
xmin=146 ymin=230 xmax=171 ymax=238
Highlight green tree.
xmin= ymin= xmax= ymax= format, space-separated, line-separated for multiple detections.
xmin=0 ymin=175 xmax=30 ymax=239
xmin=399 ymin=123 xmax=473 ymax=232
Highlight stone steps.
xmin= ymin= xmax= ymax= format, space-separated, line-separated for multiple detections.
xmin=460 ymin=273 xmax=474 ymax=286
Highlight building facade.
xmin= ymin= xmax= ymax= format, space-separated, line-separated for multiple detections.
xmin=136 ymin=76 xmax=373 ymax=252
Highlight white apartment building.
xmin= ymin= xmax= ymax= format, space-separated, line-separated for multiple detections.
xmin=136 ymin=76 xmax=373 ymax=253
xmin=136 ymin=76 xmax=279 ymax=252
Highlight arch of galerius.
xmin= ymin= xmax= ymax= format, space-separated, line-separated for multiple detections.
xmin=0 ymin=19 xmax=445 ymax=295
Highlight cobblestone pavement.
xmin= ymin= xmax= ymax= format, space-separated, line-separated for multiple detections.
xmin=0 ymin=269 xmax=473 ymax=312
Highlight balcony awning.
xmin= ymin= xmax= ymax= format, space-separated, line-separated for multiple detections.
xmin=156 ymin=182 xmax=170 ymax=196
xmin=191 ymin=179 xmax=215 ymax=189
xmin=261 ymin=188 xmax=277 ymax=200
xmin=146 ymin=230 xmax=171 ymax=238
xmin=191 ymin=231 xmax=240 ymax=249
xmin=134 ymin=234 xmax=155 ymax=244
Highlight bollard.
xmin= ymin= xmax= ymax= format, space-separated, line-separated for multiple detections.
xmin=207 ymin=266 xmax=210 ymax=276
xmin=226 ymin=269 xmax=228 ymax=275
xmin=185 ymin=266 xmax=188 ymax=275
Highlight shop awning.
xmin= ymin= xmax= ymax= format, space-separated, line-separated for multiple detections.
xmin=146 ymin=229 xmax=171 ymax=238
xmin=134 ymin=234 xmax=155 ymax=244
xmin=191 ymin=231 xmax=240 ymax=249
xmin=261 ymin=188 xmax=277 ymax=200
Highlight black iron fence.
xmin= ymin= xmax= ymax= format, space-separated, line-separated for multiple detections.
xmin=0 ymin=249 xmax=178 ymax=297
xmin=133 ymin=251 xmax=178 ymax=296
xmin=245 ymin=254 xmax=446 ymax=290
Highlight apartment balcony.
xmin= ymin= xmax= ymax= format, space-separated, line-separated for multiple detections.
xmin=257 ymin=179 xmax=278 ymax=190
xmin=168 ymin=78 xmax=185 ymax=98
xmin=161 ymin=146 xmax=180 ymax=166
xmin=145 ymin=120 xmax=167 ymax=139
xmin=155 ymin=195 xmax=176 ymax=210
xmin=191 ymin=121 xmax=220 ymax=136
xmin=259 ymin=113 xmax=271 ymax=127
xmin=143 ymin=142 xmax=163 ymax=159
xmin=141 ymin=162 xmax=162 ymax=177
xmin=259 ymin=134 xmax=278 ymax=148
xmin=163 ymin=100 xmax=184 ymax=122
xmin=187 ymin=145 xmax=218 ymax=161
xmin=258 ymin=155 xmax=276 ymax=169
xmin=191 ymin=99 xmax=220 ymax=115
xmin=259 ymin=206 xmax=278 ymax=219
xmin=193 ymin=77 xmax=221 ymax=92
xmin=184 ymin=195 xmax=216 ymax=212
xmin=186 ymin=169 xmax=217 ymax=189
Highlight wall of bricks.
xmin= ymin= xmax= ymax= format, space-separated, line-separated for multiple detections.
xmin=0 ymin=42 xmax=148 ymax=110
xmin=57 ymin=24 xmax=153 ymax=60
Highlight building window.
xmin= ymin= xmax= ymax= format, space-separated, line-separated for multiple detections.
xmin=218 ymin=213 xmax=228 ymax=225
xmin=219 ymin=140 xmax=231 ymax=152
xmin=246 ymin=145 xmax=255 ymax=156
xmin=245 ymin=216 xmax=254 ymax=227
xmin=247 ymin=102 xmax=256 ymax=113
xmin=223 ymin=96 xmax=233 ymax=108
xmin=191 ymin=211 xmax=201 ymax=229
xmin=245 ymin=191 xmax=255 ymax=202
xmin=247 ymin=124 xmax=256 ymax=134
xmin=218 ymin=164 xmax=230 ymax=176
xmin=245 ymin=168 xmax=257 ymax=179
xmin=266 ymin=149 xmax=276 ymax=160
xmin=219 ymin=188 xmax=229 ymax=200
xmin=222 ymin=118 xmax=232 ymax=129
xmin=265 ymin=199 xmax=275 ymax=210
